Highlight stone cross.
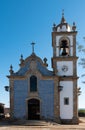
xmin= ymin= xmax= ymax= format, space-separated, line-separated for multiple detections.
xmin=62 ymin=9 xmax=64 ymax=17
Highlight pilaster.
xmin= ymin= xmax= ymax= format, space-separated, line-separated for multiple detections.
xmin=72 ymin=79 xmax=79 ymax=124
xmin=10 ymin=79 xmax=14 ymax=119
xmin=54 ymin=77 xmax=61 ymax=123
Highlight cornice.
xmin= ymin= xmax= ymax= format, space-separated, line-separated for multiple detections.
xmin=52 ymin=56 xmax=78 ymax=61
xmin=7 ymin=75 xmax=26 ymax=80
xmin=52 ymin=31 xmax=77 ymax=36
xmin=59 ymin=76 xmax=79 ymax=80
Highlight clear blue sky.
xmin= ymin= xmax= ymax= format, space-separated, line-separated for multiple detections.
xmin=0 ymin=0 xmax=85 ymax=109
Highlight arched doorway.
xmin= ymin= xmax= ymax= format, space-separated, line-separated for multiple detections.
xmin=28 ymin=99 xmax=40 ymax=120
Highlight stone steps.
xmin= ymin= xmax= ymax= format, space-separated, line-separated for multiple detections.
xmin=11 ymin=120 xmax=58 ymax=126
xmin=0 ymin=118 xmax=59 ymax=126
xmin=25 ymin=120 xmax=48 ymax=126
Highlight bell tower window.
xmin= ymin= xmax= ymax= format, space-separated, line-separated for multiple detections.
xmin=60 ymin=40 xmax=69 ymax=56
xmin=30 ymin=75 xmax=37 ymax=92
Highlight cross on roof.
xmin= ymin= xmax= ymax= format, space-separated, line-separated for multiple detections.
xmin=62 ymin=9 xmax=64 ymax=17
xmin=31 ymin=42 xmax=35 ymax=53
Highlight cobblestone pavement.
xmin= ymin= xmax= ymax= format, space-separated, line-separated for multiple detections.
xmin=0 ymin=126 xmax=85 ymax=130
xmin=0 ymin=118 xmax=85 ymax=130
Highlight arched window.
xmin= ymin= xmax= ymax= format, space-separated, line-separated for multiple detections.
xmin=30 ymin=76 xmax=37 ymax=92
xmin=60 ymin=40 xmax=69 ymax=56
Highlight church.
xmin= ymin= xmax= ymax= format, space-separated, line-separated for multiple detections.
xmin=7 ymin=13 xmax=79 ymax=124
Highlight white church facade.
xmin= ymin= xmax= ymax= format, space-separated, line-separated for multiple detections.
xmin=7 ymin=13 xmax=79 ymax=124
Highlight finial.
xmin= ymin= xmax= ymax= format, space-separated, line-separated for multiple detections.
xmin=61 ymin=9 xmax=66 ymax=23
xmin=9 ymin=64 xmax=14 ymax=75
xmin=72 ymin=22 xmax=76 ymax=31
xmin=43 ymin=57 xmax=48 ymax=67
xmin=52 ymin=23 xmax=56 ymax=32
xmin=20 ymin=54 xmax=24 ymax=66
xmin=20 ymin=54 xmax=23 ymax=62
xmin=21 ymin=54 xmax=23 ymax=59
xmin=10 ymin=65 xmax=13 ymax=70
xmin=62 ymin=9 xmax=64 ymax=17
xmin=31 ymin=42 xmax=35 ymax=54
xmin=53 ymin=23 xmax=56 ymax=27
xmin=73 ymin=22 xmax=75 ymax=26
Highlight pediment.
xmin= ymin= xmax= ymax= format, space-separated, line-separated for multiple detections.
xmin=8 ymin=53 xmax=53 ymax=78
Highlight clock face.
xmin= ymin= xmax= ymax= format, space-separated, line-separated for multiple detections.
xmin=62 ymin=65 xmax=68 ymax=72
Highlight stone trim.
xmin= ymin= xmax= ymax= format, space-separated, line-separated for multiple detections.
xmin=54 ymin=77 xmax=61 ymax=123
xmin=26 ymin=97 xmax=41 ymax=120
xmin=52 ymin=31 xmax=77 ymax=36
xmin=73 ymin=33 xmax=77 ymax=56
xmin=59 ymin=76 xmax=79 ymax=80
xmin=73 ymin=59 xmax=78 ymax=76
xmin=52 ymin=56 xmax=78 ymax=61
xmin=7 ymin=73 xmax=54 ymax=80
xmin=10 ymin=79 xmax=14 ymax=119
xmin=7 ymin=75 xmax=26 ymax=79
xmin=73 ymin=79 xmax=79 ymax=123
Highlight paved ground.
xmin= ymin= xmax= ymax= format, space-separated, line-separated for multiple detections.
xmin=0 ymin=118 xmax=85 ymax=130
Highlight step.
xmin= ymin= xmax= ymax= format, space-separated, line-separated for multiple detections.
xmin=11 ymin=120 xmax=49 ymax=126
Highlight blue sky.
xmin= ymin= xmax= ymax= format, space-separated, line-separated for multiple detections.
xmin=0 ymin=0 xmax=85 ymax=108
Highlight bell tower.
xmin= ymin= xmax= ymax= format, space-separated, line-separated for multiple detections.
xmin=52 ymin=12 xmax=79 ymax=123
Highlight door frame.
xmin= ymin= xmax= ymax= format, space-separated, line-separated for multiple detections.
xmin=26 ymin=98 xmax=41 ymax=120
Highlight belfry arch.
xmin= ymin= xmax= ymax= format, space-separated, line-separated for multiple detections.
xmin=59 ymin=37 xmax=70 ymax=56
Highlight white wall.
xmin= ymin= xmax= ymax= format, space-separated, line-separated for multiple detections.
xmin=60 ymin=81 xmax=73 ymax=119
xmin=57 ymin=61 xmax=73 ymax=76
xmin=57 ymin=25 xmax=71 ymax=32
xmin=56 ymin=36 xmax=62 ymax=46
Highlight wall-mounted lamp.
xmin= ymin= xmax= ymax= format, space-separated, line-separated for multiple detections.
xmin=4 ymin=86 xmax=10 ymax=92
xmin=58 ymin=86 xmax=63 ymax=91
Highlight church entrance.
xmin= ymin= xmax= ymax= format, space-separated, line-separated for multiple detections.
xmin=28 ymin=99 xmax=40 ymax=120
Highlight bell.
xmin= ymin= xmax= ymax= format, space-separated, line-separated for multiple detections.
xmin=62 ymin=48 xmax=67 ymax=56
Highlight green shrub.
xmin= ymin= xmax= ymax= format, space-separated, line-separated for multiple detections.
xmin=78 ymin=109 xmax=85 ymax=117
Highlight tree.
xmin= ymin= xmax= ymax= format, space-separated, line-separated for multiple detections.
xmin=77 ymin=40 xmax=85 ymax=84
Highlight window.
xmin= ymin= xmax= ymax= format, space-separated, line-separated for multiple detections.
xmin=60 ymin=40 xmax=69 ymax=56
xmin=30 ymin=76 xmax=37 ymax=92
xmin=64 ymin=97 xmax=69 ymax=105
